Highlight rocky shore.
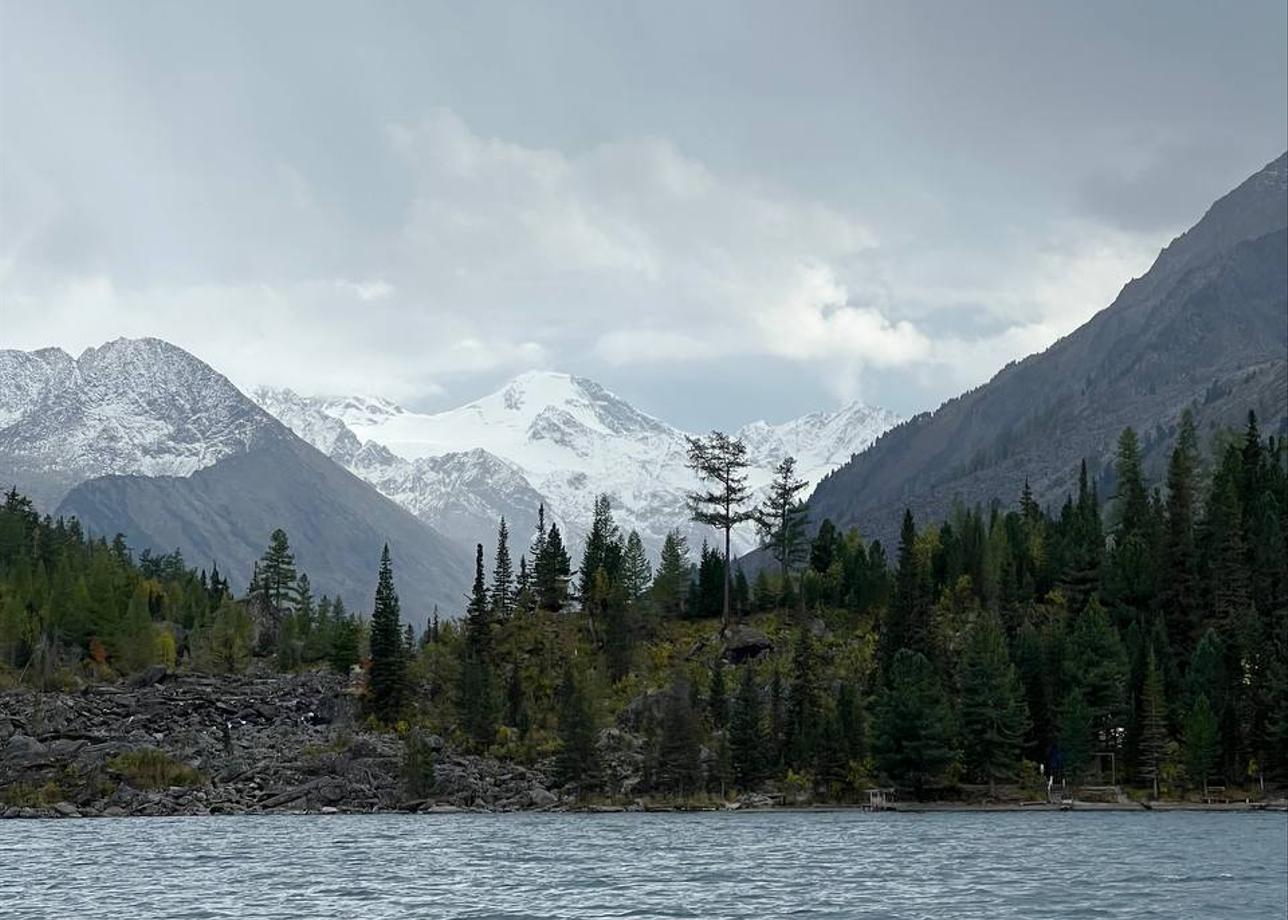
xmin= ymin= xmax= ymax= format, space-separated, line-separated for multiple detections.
xmin=0 ymin=669 xmax=562 ymax=819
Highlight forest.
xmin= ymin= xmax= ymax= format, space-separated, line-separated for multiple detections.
xmin=1 ymin=409 xmax=1285 ymax=802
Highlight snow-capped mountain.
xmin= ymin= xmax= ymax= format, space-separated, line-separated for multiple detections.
xmin=252 ymin=386 xmax=549 ymax=554
xmin=0 ymin=337 xmax=471 ymax=615
xmin=0 ymin=337 xmax=277 ymax=509
xmin=256 ymin=371 xmax=900 ymax=557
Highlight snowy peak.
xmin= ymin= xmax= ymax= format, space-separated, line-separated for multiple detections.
xmin=260 ymin=369 xmax=902 ymax=558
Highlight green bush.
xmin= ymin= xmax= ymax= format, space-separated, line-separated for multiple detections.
xmin=108 ymin=748 xmax=203 ymax=790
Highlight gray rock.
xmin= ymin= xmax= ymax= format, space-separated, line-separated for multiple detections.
xmin=128 ymin=665 xmax=168 ymax=688
xmin=723 ymin=625 xmax=773 ymax=663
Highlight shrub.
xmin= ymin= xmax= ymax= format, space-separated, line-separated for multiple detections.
xmin=108 ymin=748 xmax=203 ymax=790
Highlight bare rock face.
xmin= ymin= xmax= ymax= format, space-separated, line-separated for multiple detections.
xmin=722 ymin=626 xmax=773 ymax=664
xmin=0 ymin=670 xmax=557 ymax=819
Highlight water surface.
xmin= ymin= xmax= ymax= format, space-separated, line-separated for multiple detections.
xmin=2 ymin=810 xmax=1284 ymax=919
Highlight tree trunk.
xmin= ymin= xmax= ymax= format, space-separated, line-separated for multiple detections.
xmin=722 ymin=525 xmax=732 ymax=634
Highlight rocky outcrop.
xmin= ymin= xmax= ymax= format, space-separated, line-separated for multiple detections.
xmin=0 ymin=670 xmax=557 ymax=818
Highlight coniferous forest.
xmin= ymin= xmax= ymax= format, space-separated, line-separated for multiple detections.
xmin=2 ymin=410 xmax=1286 ymax=803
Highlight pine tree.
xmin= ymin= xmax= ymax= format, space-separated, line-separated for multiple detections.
xmin=730 ymin=664 xmax=766 ymax=789
xmin=367 ymin=545 xmax=406 ymax=723
xmin=881 ymin=509 xmax=927 ymax=668
xmin=1161 ymin=410 xmax=1200 ymax=652
xmin=1184 ymin=693 xmax=1221 ymax=795
xmin=757 ymin=456 xmax=810 ymax=586
xmin=461 ymin=544 xmax=497 ymax=748
xmin=873 ymin=649 xmax=956 ymax=798
xmin=620 ymin=531 xmax=652 ymax=604
xmin=960 ymin=612 xmax=1030 ymax=792
xmin=553 ymin=667 xmax=598 ymax=790
xmin=785 ymin=625 xmax=822 ymax=769
xmin=1138 ymin=646 xmax=1169 ymax=798
xmin=259 ymin=528 xmax=298 ymax=614
xmin=491 ymin=517 xmax=515 ymax=621
xmin=686 ymin=431 xmax=756 ymax=630
xmin=708 ymin=663 xmax=729 ymax=729
xmin=578 ymin=495 xmax=624 ymax=605
xmin=1065 ymin=597 xmax=1128 ymax=753
xmin=652 ymin=529 xmax=690 ymax=618
xmin=657 ymin=681 xmax=702 ymax=796
xmin=534 ymin=523 xmax=572 ymax=612
xmin=1058 ymin=688 xmax=1094 ymax=783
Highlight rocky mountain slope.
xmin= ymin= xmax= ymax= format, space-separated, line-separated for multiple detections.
xmin=0 ymin=338 xmax=469 ymax=615
xmin=805 ymin=152 xmax=1288 ymax=545
xmin=255 ymin=374 xmax=900 ymax=558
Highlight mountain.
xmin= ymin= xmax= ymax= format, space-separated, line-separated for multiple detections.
xmin=805 ymin=152 xmax=1288 ymax=546
xmin=251 ymin=387 xmax=548 ymax=556
xmin=0 ymin=338 xmax=469 ymax=615
xmin=255 ymin=373 xmax=900 ymax=558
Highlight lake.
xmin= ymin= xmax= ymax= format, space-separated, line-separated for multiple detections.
xmin=1 ymin=810 xmax=1284 ymax=919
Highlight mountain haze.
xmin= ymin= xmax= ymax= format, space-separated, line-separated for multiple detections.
xmin=806 ymin=153 xmax=1288 ymax=545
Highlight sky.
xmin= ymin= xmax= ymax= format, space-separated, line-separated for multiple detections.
xmin=2 ymin=1 xmax=1286 ymax=429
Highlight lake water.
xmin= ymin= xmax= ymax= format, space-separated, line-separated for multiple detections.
xmin=1 ymin=810 xmax=1284 ymax=919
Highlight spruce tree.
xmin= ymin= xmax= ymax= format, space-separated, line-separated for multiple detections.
xmin=461 ymin=544 xmax=497 ymax=748
xmin=960 ymin=612 xmax=1030 ymax=792
xmin=553 ymin=667 xmax=598 ymax=790
xmin=1161 ymin=410 xmax=1200 ymax=651
xmin=652 ymin=529 xmax=690 ymax=618
xmin=730 ymin=664 xmax=766 ymax=789
xmin=367 ymin=545 xmax=406 ymax=723
xmin=785 ymin=625 xmax=822 ymax=769
xmin=534 ymin=523 xmax=572 ymax=612
xmin=1058 ymin=688 xmax=1094 ymax=783
xmin=1138 ymin=646 xmax=1169 ymax=798
xmin=873 ymin=649 xmax=956 ymax=798
xmin=620 ymin=531 xmax=653 ymax=604
xmin=259 ymin=528 xmax=298 ymax=614
xmin=657 ymin=681 xmax=702 ymax=796
xmin=708 ymin=663 xmax=729 ymax=729
xmin=1183 ymin=693 xmax=1221 ymax=795
xmin=491 ymin=517 xmax=515 ymax=621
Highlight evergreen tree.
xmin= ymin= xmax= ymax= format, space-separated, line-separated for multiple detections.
xmin=756 ymin=456 xmax=810 ymax=586
xmin=1161 ymin=410 xmax=1200 ymax=652
xmin=686 ymin=431 xmax=756 ymax=629
xmin=960 ymin=612 xmax=1030 ymax=791
xmin=873 ymin=649 xmax=956 ymax=797
xmin=367 ymin=545 xmax=406 ymax=723
xmin=652 ymin=529 xmax=690 ymax=618
xmin=553 ymin=667 xmax=598 ymax=790
xmin=730 ymin=664 xmax=766 ymax=789
xmin=461 ymin=544 xmax=497 ymax=747
xmin=491 ymin=517 xmax=515 ymax=621
xmin=534 ymin=523 xmax=572 ymax=612
xmin=785 ymin=625 xmax=822 ymax=769
xmin=657 ymin=681 xmax=702 ymax=796
xmin=259 ymin=528 xmax=298 ymax=613
xmin=1138 ymin=646 xmax=1169 ymax=798
xmin=881 ymin=509 xmax=928 ymax=668
xmin=1184 ymin=693 xmax=1221 ymax=794
xmin=620 ymin=531 xmax=653 ymax=605
xmin=1057 ymin=689 xmax=1094 ymax=783
xmin=578 ymin=495 xmax=624 ymax=606
xmin=708 ymin=663 xmax=729 ymax=729
xmin=1065 ymin=597 xmax=1128 ymax=753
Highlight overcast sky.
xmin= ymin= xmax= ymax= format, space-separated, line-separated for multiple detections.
xmin=2 ymin=1 xmax=1285 ymax=428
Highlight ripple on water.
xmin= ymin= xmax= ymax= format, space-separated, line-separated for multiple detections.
xmin=0 ymin=811 xmax=1284 ymax=920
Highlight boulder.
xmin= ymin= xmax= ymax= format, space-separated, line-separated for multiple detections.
xmin=723 ymin=626 xmax=772 ymax=664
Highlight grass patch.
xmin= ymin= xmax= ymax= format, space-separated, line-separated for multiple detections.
xmin=107 ymin=748 xmax=204 ymax=790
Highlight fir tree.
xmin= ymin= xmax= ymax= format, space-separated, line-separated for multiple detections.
xmin=652 ymin=529 xmax=690 ymax=618
xmin=491 ymin=517 xmax=515 ymax=621
xmin=873 ymin=649 xmax=956 ymax=797
xmin=960 ymin=612 xmax=1030 ymax=791
xmin=620 ymin=530 xmax=653 ymax=604
xmin=1138 ymin=646 xmax=1169 ymax=798
xmin=730 ymin=664 xmax=766 ymax=789
xmin=657 ymin=681 xmax=702 ymax=796
xmin=534 ymin=523 xmax=572 ymax=612
xmin=461 ymin=544 xmax=497 ymax=748
xmin=367 ymin=545 xmax=406 ymax=723
xmin=553 ymin=667 xmax=598 ymax=790
xmin=1161 ymin=410 xmax=1200 ymax=651
xmin=259 ymin=528 xmax=298 ymax=614
xmin=1184 ymin=693 xmax=1221 ymax=795
xmin=1057 ymin=688 xmax=1094 ymax=783
xmin=708 ymin=663 xmax=729 ymax=729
